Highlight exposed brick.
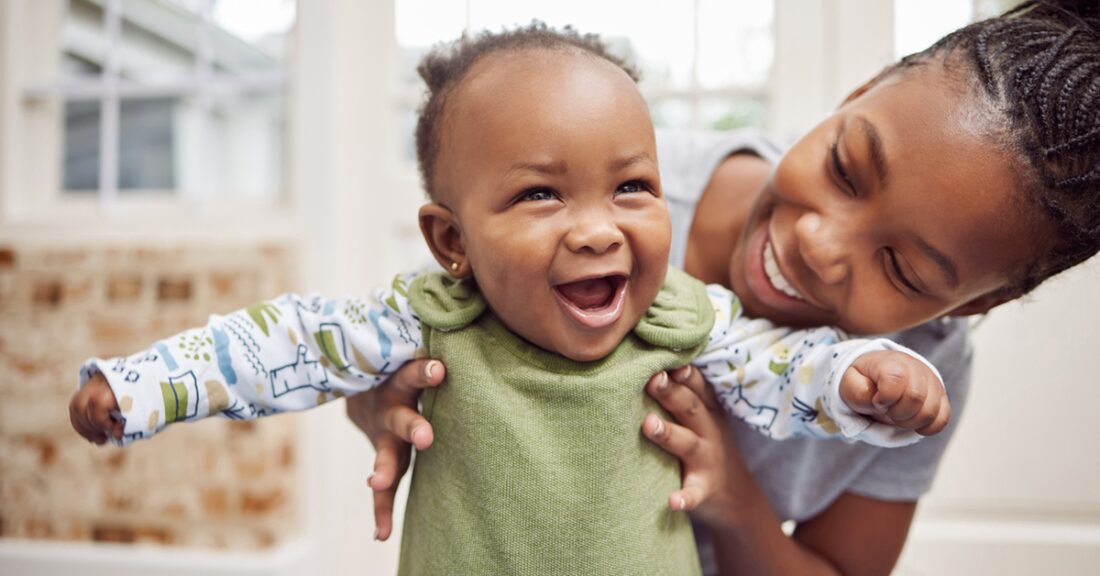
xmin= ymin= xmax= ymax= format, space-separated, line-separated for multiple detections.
xmin=227 ymin=421 xmax=257 ymax=434
xmin=107 ymin=275 xmax=143 ymax=301
xmin=201 ymin=486 xmax=230 ymax=515
xmin=157 ymin=277 xmax=193 ymax=301
xmin=103 ymin=489 xmax=134 ymax=512
xmin=279 ymin=442 xmax=295 ymax=469
xmin=62 ymin=276 xmax=94 ymax=305
xmin=105 ymin=450 xmax=126 ymax=470
xmin=209 ymin=272 xmax=238 ymax=299
xmin=93 ymin=523 xmax=135 ymax=543
xmin=240 ymin=487 xmax=284 ymax=515
xmin=32 ymin=280 xmax=63 ymax=306
xmin=90 ymin=317 xmax=135 ymax=344
xmin=24 ymin=517 xmax=55 ymax=539
xmin=0 ymin=247 xmax=14 ymax=268
xmin=159 ymin=502 xmax=187 ymax=519
xmin=4 ymin=242 xmax=299 ymax=551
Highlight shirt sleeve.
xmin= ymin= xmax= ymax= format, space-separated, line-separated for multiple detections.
xmin=77 ymin=272 xmax=425 ymax=446
xmin=693 ymin=284 xmax=943 ymax=447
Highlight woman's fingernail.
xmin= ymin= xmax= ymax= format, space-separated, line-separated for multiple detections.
xmin=424 ymin=361 xmax=437 ymax=380
xmin=411 ymin=425 xmax=422 ymax=444
xmin=656 ymin=371 xmax=669 ymax=391
xmin=672 ymin=366 xmax=692 ymax=382
xmin=652 ymin=418 xmax=664 ymax=437
xmin=676 ymin=495 xmax=687 ymax=510
xmin=367 ymin=473 xmax=375 ymax=487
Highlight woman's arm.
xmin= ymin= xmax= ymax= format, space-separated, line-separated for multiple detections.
xmin=645 ymin=366 xmax=916 ymax=576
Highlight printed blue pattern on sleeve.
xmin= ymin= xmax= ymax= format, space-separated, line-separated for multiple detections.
xmin=692 ymin=284 xmax=937 ymax=447
xmin=78 ymin=272 xmax=425 ymax=445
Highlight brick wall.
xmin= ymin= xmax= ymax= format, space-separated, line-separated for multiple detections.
xmin=0 ymin=242 xmax=302 ymax=550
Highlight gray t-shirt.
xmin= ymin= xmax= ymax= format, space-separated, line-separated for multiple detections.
xmin=656 ymin=129 xmax=972 ymax=569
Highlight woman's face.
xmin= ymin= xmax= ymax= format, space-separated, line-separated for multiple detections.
xmin=729 ymin=64 xmax=1042 ymax=335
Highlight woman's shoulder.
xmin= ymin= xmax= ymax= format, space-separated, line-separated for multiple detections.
xmin=656 ymin=129 xmax=779 ymax=203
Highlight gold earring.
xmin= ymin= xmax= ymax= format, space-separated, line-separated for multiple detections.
xmin=450 ymin=262 xmax=460 ymax=272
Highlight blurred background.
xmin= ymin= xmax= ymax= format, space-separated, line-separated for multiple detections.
xmin=0 ymin=0 xmax=1097 ymax=574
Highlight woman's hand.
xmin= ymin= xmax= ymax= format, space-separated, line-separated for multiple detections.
xmin=644 ymin=365 xmax=919 ymax=575
xmin=345 ymin=358 xmax=445 ymax=540
xmin=642 ymin=365 xmax=740 ymax=528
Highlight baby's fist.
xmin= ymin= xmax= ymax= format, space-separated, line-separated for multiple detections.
xmin=840 ymin=350 xmax=950 ymax=436
xmin=69 ymin=373 xmax=123 ymax=444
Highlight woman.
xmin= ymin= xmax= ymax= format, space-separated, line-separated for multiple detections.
xmin=349 ymin=2 xmax=1100 ymax=573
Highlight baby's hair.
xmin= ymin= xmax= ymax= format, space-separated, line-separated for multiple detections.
xmin=891 ymin=0 xmax=1100 ymax=296
xmin=414 ymin=21 xmax=640 ymax=200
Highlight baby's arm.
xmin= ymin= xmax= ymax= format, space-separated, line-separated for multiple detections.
xmin=70 ymin=273 xmax=424 ymax=445
xmin=695 ymin=285 xmax=946 ymax=447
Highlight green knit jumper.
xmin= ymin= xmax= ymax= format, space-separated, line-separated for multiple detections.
xmin=399 ymin=266 xmax=714 ymax=576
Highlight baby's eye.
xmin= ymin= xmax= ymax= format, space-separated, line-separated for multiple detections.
xmin=520 ymin=187 xmax=557 ymax=202
xmin=615 ymin=180 xmax=649 ymax=195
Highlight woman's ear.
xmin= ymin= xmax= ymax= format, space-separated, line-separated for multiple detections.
xmin=419 ymin=202 xmax=470 ymax=278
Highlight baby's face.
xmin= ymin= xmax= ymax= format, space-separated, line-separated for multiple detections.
xmin=432 ymin=50 xmax=670 ymax=361
xmin=728 ymin=63 xmax=1041 ymax=335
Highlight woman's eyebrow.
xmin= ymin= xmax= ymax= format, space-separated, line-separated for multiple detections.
xmin=854 ymin=115 xmax=888 ymax=188
xmin=915 ymin=236 xmax=959 ymax=290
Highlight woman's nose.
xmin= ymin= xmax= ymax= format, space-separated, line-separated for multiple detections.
xmin=794 ymin=212 xmax=850 ymax=285
xmin=565 ymin=211 xmax=625 ymax=254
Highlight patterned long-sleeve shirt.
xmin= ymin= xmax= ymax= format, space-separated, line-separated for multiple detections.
xmin=80 ymin=271 xmax=940 ymax=447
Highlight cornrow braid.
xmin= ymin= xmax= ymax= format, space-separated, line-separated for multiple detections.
xmin=894 ymin=0 xmax=1100 ymax=296
xmin=413 ymin=21 xmax=639 ymax=199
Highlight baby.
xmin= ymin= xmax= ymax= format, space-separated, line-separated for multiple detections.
xmin=70 ymin=25 xmax=946 ymax=576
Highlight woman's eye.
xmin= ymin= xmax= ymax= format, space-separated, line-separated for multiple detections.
xmin=615 ymin=180 xmax=649 ymax=195
xmin=886 ymin=249 xmax=922 ymax=295
xmin=830 ymin=141 xmax=857 ymax=196
xmin=520 ymin=187 xmax=557 ymax=202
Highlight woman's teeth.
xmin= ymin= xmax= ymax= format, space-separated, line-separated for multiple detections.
xmin=763 ymin=241 xmax=805 ymax=300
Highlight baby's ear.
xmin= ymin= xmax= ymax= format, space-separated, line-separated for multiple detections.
xmin=418 ymin=203 xmax=470 ymax=278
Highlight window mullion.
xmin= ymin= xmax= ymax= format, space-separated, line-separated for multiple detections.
xmin=99 ymin=0 xmax=122 ymax=210
xmin=689 ymin=0 xmax=701 ymax=130
xmin=189 ymin=0 xmax=215 ymax=203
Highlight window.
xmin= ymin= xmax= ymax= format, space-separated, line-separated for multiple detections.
xmin=393 ymin=0 xmax=775 ymax=165
xmin=21 ymin=0 xmax=294 ymax=209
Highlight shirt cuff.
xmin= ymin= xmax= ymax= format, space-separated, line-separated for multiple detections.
xmin=78 ymin=357 xmax=165 ymax=446
xmin=826 ymin=338 xmax=945 ymax=448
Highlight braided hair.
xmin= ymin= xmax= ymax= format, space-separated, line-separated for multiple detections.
xmin=414 ymin=22 xmax=639 ymax=200
xmin=892 ymin=0 xmax=1100 ymax=296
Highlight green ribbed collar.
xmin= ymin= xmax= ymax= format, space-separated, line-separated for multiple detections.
xmin=407 ymin=266 xmax=714 ymax=352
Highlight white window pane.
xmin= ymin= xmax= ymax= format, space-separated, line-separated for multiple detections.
xmin=190 ymin=92 xmax=286 ymax=199
xmin=118 ymin=97 xmax=176 ymax=192
xmin=697 ymin=0 xmax=773 ymax=89
xmin=209 ymin=0 xmax=295 ymax=75
xmin=394 ymin=1 xmax=697 ymax=91
xmin=650 ymin=99 xmax=693 ymax=130
xmin=699 ymin=97 xmax=766 ymax=131
xmin=894 ymin=0 xmax=973 ymax=58
xmin=57 ymin=0 xmax=292 ymax=202
xmin=63 ymin=100 xmax=101 ymax=192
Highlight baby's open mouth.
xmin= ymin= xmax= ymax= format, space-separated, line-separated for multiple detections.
xmin=553 ymin=275 xmax=627 ymax=329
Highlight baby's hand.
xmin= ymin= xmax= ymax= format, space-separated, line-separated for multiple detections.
xmin=840 ymin=350 xmax=951 ymax=436
xmin=69 ymin=373 xmax=123 ymax=444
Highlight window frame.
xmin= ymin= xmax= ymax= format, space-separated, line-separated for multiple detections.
xmin=0 ymin=0 xmax=293 ymax=233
